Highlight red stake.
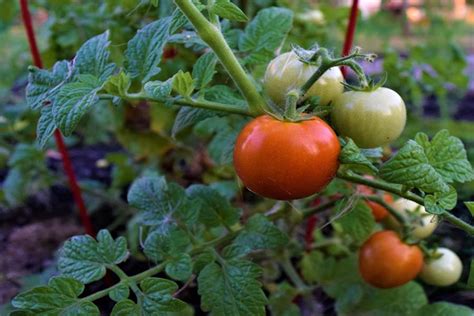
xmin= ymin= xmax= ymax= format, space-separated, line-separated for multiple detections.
xmin=341 ymin=0 xmax=360 ymax=78
xmin=19 ymin=0 xmax=95 ymax=236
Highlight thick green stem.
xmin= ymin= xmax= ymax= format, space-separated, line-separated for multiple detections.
xmin=441 ymin=212 xmax=474 ymax=235
xmin=337 ymin=171 xmax=424 ymax=204
xmin=364 ymin=195 xmax=408 ymax=226
xmin=299 ymin=49 xmax=369 ymax=97
xmin=337 ymin=171 xmax=474 ymax=235
xmin=123 ymin=92 xmax=254 ymax=116
xmin=280 ymin=255 xmax=308 ymax=291
xmin=81 ymin=262 xmax=167 ymax=302
xmin=174 ymin=0 xmax=265 ymax=115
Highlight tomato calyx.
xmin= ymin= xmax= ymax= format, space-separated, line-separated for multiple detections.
xmin=341 ymin=73 xmax=388 ymax=92
xmin=265 ymin=45 xmax=377 ymax=121
xmin=296 ymin=45 xmax=375 ymax=95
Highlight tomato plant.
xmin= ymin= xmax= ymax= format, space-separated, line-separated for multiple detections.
xmin=359 ymin=230 xmax=424 ymax=288
xmin=420 ymin=247 xmax=463 ymax=287
xmin=331 ymin=87 xmax=407 ymax=148
xmin=3 ymin=1 xmax=474 ymax=315
xmin=233 ymin=115 xmax=340 ymax=200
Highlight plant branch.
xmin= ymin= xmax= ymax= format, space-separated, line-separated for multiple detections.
xmin=364 ymin=195 xmax=408 ymax=226
xmin=441 ymin=212 xmax=474 ymax=235
xmin=299 ymin=48 xmax=370 ymax=96
xmin=78 ymin=205 xmax=297 ymax=303
xmin=337 ymin=171 xmax=474 ymax=235
xmin=122 ymin=92 xmax=254 ymax=116
xmin=280 ymin=255 xmax=308 ymax=292
xmin=174 ymin=0 xmax=265 ymax=115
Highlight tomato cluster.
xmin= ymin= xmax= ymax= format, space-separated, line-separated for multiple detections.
xmin=357 ymin=197 xmax=462 ymax=289
xmin=232 ymin=51 xmax=462 ymax=290
xmin=234 ymin=50 xmax=407 ymax=201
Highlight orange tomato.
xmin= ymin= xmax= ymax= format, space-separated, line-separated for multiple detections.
xmin=233 ymin=115 xmax=340 ymax=200
xmin=357 ymin=184 xmax=393 ymax=221
xmin=359 ymin=230 xmax=423 ymax=289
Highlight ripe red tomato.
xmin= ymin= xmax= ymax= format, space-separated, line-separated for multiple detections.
xmin=359 ymin=230 xmax=423 ymax=289
xmin=233 ymin=115 xmax=340 ymax=200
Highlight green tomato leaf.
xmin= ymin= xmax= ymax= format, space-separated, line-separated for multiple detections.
xmin=351 ymin=282 xmax=428 ymax=316
xmin=127 ymin=175 xmax=167 ymax=214
xmin=144 ymin=78 xmax=173 ymax=100
xmin=209 ymin=0 xmax=248 ymax=22
xmin=165 ymin=253 xmax=193 ymax=281
xmin=53 ymin=75 xmax=101 ymax=136
xmin=73 ymin=31 xmax=115 ymax=83
xmin=124 ymin=18 xmax=172 ymax=83
xmin=3 ymin=168 xmax=28 ymax=206
xmin=172 ymin=70 xmax=194 ymax=97
xmin=36 ymin=106 xmax=56 ymax=148
xmin=339 ymin=138 xmax=378 ymax=174
xmin=58 ymin=229 xmax=129 ymax=283
xmin=139 ymin=278 xmax=187 ymax=313
xmin=172 ymin=107 xmax=216 ymax=137
xmin=300 ymin=250 xmax=327 ymax=284
xmin=204 ymin=85 xmax=247 ymax=106
xmin=143 ymin=227 xmax=190 ymax=262
xmin=239 ymin=7 xmax=293 ymax=65
xmin=26 ymin=60 xmax=70 ymax=110
xmin=111 ymin=299 xmax=140 ymax=316
xmin=334 ymin=201 xmax=375 ymax=244
xmin=187 ymin=184 xmax=241 ymax=228
xmin=223 ymin=214 xmax=288 ymax=258
xmin=192 ymin=52 xmax=217 ymax=90
xmin=128 ymin=176 xmax=199 ymax=230
xmin=109 ymin=283 xmax=130 ymax=302
xmin=268 ymin=282 xmax=300 ymax=316
xmin=380 ymin=140 xmax=449 ymax=193
xmin=198 ymin=260 xmax=267 ymax=316
xmin=11 ymin=277 xmax=99 ymax=315
xmin=424 ymin=185 xmax=457 ymax=214
xmin=8 ymin=143 xmax=44 ymax=169
xmin=415 ymin=302 xmax=474 ymax=316
xmin=172 ymin=86 xmax=247 ymax=137
xmin=415 ymin=130 xmax=474 ymax=183
xmin=103 ymin=71 xmax=131 ymax=97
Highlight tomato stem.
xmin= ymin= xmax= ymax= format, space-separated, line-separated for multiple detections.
xmin=364 ymin=195 xmax=408 ymax=227
xmin=121 ymin=92 xmax=254 ymax=116
xmin=174 ymin=0 xmax=266 ymax=115
xmin=337 ymin=171 xmax=474 ymax=235
xmin=299 ymin=48 xmax=370 ymax=99
xmin=280 ymin=254 xmax=309 ymax=292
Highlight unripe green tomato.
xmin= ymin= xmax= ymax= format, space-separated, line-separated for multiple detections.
xmin=263 ymin=52 xmax=344 ymax=107
xmin=420 ymin=248 xmax=462 ymax=286
xmin=331 ymin=87 xmax=406 ymax=148
xmin=390 ymin=198 xmax=438 ymax=239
